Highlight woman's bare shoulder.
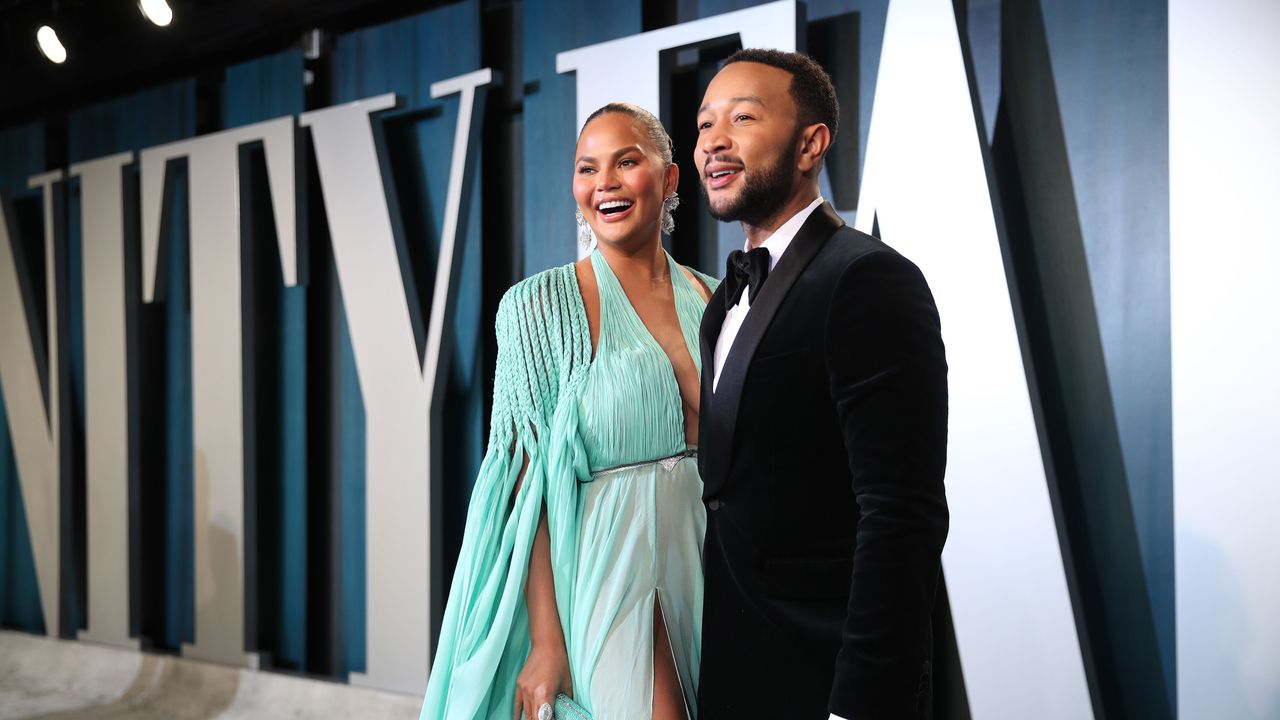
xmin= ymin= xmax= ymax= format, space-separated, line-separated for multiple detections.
xmin=678 ymin=264 xmax=716 ymax=303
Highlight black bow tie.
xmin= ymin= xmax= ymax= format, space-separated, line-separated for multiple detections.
xmin=724 ymin=247 xmax=771 ymax=311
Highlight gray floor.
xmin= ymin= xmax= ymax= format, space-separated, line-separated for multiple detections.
xmin=0 ymin=631 xmax=421 ymax=719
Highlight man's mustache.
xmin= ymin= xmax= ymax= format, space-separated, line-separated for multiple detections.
xmin=703 ymin=154 xmax=744 ymax=175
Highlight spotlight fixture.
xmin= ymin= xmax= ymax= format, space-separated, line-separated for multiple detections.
xmin=139 ymin=0 xmax=174 ymax=27
xmin=36 ymin=25 xmax=67 ymax=64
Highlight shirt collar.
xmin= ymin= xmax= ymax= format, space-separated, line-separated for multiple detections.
xmin=748 ymin=196 xmax=825 ymax=271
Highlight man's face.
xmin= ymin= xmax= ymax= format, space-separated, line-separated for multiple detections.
xmin=694 ymin=61 xmax=801 ymax=225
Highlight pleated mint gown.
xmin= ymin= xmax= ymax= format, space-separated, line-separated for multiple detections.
xmin=421 ymin=249 xmax=719 ymax=719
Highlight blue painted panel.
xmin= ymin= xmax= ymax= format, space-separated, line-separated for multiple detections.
xmin=64 ymin=146 xmax=86 ymax=640
xmin=1040 ymin=0 xmax=1173 ymax=703
xmin=67 ymin=83 xmax=197 ymax=164
xmin=226 ymin=51 xmax=305 ymax=128
xmin=965 ymin=0 xmax=1002 ymax=141
xmin=337 ymin=310 xmax=366 ymax=673
xmin=0 ymin=382 xmax=44 ymax=633
xmin=523 ymin=0 xmax=642 ymax=276
xmin=0 ymin=124 xmax=44 ymax=193
xmin=159 ymin=171 xmax=193 ymax=652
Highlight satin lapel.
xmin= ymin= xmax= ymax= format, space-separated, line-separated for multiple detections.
xmin=700 ymin=281 xmax=729 ymax=383
xmin=702 ymin=202 xmax=845 ymax=498
xmin=698 ymin=280 xmax=729 ymax=480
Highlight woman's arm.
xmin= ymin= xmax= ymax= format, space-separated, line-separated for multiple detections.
xmin=513 ymin=457 xmax=574 ymax=720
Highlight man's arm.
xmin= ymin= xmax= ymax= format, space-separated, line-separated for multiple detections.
xmin=824 ymin=250 xmax=949 ymax=719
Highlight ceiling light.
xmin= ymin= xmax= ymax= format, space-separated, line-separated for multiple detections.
xmin=139 ymin=0 xmax=174 ymax=27
xmin=36 ymin=25 xmax=67 ymax=64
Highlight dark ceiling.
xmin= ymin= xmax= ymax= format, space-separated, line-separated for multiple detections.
xmin=0 ymin=0 xmax=454 ymax=128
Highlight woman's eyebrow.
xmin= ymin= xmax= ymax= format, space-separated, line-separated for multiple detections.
xmin=577 ymin=145 xmax=642 ymax=164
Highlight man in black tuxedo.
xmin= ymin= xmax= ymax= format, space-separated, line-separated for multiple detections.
xmin=695 ymin=49 xmax=949 ymax=719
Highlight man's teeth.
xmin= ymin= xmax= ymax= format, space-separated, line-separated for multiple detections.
xmin=710 ymin=169 xmax=737 ymax=178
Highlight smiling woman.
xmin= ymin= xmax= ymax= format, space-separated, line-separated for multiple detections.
xmin=421 ymin=104 xmax=717 ymax=720
xmin=573 ymin=103 xmax=680 ymax=252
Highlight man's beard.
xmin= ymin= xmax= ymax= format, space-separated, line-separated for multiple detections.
xmin=701 ymin=135 xmax=799 ymax=226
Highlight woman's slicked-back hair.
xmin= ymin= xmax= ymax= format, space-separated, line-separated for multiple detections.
xmin=579 ymin=102 xmax=674 ymax=167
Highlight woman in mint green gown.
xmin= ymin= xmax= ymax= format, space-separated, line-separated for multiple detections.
xmin=421 ymin=103 xmax=717 ymax=719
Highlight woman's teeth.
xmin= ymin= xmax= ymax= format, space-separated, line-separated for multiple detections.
xmin=598 ymin=200 xmax=634 ymax=215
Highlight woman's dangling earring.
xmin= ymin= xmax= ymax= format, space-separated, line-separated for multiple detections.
xmin=661 ymin=192 xmax=680 ymax=235
xmin=576 ymin=208 xmax=597 ymax=253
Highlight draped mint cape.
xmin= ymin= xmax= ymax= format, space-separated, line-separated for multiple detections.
xmin=421 ymin=256 xmax=718 ymax=719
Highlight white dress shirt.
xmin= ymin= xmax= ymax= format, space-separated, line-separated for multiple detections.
xmin=712 ymin=196 xmax=824 ymax=392
xmin=710 ymin=197 xmax=850 ymax=720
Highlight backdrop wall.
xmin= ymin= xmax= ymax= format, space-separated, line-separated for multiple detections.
xmin=0 ymin=0 xmax=1274 ymax=717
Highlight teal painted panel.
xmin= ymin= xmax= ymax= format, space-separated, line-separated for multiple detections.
xmin=1038 ymin=1 xmax=1173 ymax=701
xmin=523 ymin=0 xmax=643 ymax=277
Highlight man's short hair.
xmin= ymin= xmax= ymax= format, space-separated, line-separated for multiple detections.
xmin=723 ymin=48 xmax=839 ymax=143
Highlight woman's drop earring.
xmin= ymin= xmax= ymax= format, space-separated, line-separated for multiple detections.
xmin=576 ymin=208 xmax=597 ymax=253
xmin=661 ymin=192 xmax=680 ymax=235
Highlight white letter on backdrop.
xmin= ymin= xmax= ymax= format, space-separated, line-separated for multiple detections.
xmin=854 ymin=1 xmax=1092 ymax=717
xmin=139 ymin=116 xmax=297 ymax=667
xmin=69 ymin=151 xmax=139 ymax=650
xmin=299 ymin=67 xmax=492 ymax=695
xmin=0 ymin=171 xmax=64 ymax=638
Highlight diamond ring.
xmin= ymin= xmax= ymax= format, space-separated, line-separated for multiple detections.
xmin=537 ymin=702 xmax=553 ymax=720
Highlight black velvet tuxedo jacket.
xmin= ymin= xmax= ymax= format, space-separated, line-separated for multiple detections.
xmin=697 ymin=203 xmax=949 ymax=719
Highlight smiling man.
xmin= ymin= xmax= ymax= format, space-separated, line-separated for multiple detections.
xmin=694 ymin=49 xmax=950 ymax=719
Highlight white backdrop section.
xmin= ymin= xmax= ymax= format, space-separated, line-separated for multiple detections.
xmin=1171 ymin=1 xmax=1280 ymax=718
xmin=853 ymin=0 xmax=1093 ymax=717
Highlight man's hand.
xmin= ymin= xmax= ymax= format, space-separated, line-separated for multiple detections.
xmin=514 ymin=641 xmax=574 ymax=720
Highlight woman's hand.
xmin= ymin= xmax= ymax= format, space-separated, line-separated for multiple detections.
xmin=514 ymin=640 xmax=574 ymax=720
xmin=515 ymin=496 xmax=570 ymax=719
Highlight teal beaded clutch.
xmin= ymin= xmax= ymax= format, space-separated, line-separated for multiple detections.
xmin=554 ymin=693 xmax=591 ymax=720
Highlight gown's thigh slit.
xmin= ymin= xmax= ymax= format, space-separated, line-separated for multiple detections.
xmin=652 ymin=592 xmax=691 ymax=720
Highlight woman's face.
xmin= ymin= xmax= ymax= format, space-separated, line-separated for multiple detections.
xmin=573 ymin=113 xmax=677 ymax=251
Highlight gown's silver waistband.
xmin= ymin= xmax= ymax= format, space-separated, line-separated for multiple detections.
xmin=584 ymin=448 xmax=698 ymax=483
